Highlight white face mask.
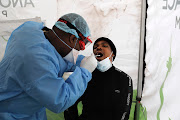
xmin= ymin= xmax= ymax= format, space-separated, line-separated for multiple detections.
xmin=97 ymin=52 xmax=113 ymax=72
xmin=63 ymin=48 xmax=79 ymax=64
xmin=52 ymin=29 xmax=79 ymax=64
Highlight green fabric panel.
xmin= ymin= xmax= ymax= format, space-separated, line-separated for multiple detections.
xmin=46 ymin=109 xmax=64 ymax=120
xmin=131 ymin=90 xmax=147 ymax=120
xmin=77 ymin=101 xmax=83 ymax=116
xmin=129 ymin=90 xmax=137 ymax=120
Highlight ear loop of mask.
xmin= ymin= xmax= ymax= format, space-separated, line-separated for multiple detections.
xmin=52 ymin=29 xmax=78 ymax=49
xmin=74 ymin=38 xmax=78 ymax=49
xmin=109 ymin=52 xmax=113 ymax=62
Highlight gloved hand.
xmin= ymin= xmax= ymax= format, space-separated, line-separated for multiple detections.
xmin=80 ymin=54 xmax=97 ymax=73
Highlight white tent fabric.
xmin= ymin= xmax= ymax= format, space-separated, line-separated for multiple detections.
xmin=57 ymin=0 xmax=141 ymax=89
xmin=0 ymin=0 xmax=57 ymax=28
xmin=0 ymin=0 xmax=141 ymax=90
xmin=58 ymin=0 xmax=141 ymax=89
xmin=141 ymin=0 xmax=180 ymax=120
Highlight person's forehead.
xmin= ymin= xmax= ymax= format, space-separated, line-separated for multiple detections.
xmin=94 ymin=40 xmax=109 ymax=46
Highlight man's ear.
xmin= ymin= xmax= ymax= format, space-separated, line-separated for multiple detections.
xmin=112 ymin=52 xmax=115 ymax=57
xmin=69 ymin=35 xmax=77 ymax=44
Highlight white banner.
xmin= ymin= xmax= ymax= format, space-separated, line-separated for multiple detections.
xmin=0 ymin=0 xmax=40 ymax=20
xmin=0 ymin=36 xmax=8 ymax=60
xmin=142 ymin=0 xmax=180 ymax=120
xmin=0 ymin=0 xmax=57 ymax=61
xmin=0 ymin=0 xmax=57 ymax=35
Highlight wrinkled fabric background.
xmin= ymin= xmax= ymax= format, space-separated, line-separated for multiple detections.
xmin=0 ymin=0 xmax=141 ymax=90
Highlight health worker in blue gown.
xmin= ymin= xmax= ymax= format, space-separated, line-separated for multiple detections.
xmin=0 ymin=13 xmax=97 ymax=120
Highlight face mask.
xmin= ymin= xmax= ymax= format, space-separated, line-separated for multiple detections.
xmin=63 ymin=48 xmax=79 ymax=64
xmin=52 ymin=29 xmax=79 ymax=64
xmin=97 ymin=52 xmax=113 ymax=72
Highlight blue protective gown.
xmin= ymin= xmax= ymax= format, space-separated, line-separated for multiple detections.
xmin=0 ymin=21 xmax=92 ymax=120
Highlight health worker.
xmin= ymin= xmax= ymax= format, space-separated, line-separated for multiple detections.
xmin=0 ymin=13 xmax=97 ymax=120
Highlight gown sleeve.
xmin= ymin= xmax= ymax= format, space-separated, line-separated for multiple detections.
xmin=14 ymin=44 xmax=92 ymax=113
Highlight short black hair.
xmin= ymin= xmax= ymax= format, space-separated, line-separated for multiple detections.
xmin=94 ymin=37 xmax=117 ymax=61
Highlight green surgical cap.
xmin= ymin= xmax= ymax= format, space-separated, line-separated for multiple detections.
xmin=55 ymin=13 xmax=91 ymax=39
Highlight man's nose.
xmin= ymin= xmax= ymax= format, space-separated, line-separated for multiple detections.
xmin=96 ymin=46 xmax=102 ymax=50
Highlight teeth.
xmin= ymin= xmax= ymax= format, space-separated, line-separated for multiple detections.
xmin=95 ymin=55 xmax=101 ymax=57
xmin=96 ymin=53 xmax=103 ymax=57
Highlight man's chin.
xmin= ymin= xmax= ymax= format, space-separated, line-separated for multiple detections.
xmin=96 ymin=58 xmax=103 ymax=61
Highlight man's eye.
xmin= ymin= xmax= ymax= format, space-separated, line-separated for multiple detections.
xmin=93 ymin=46 xmax=97 ymax=49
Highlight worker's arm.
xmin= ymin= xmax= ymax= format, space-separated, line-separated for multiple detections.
xmin=62 ymin=54 xmax=85 ymax=73
xmin=14 ymin=46 xmax=92 ymax=113
xmin=62 ymin=54 xmax=97 ymax=80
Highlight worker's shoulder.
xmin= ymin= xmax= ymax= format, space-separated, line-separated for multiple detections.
xmin=15 ymin=21 xmax=44 ymax=33
xmin=23 ymin=21 xmax=43 ymax=27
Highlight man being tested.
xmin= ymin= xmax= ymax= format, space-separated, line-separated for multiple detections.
xmin=64 ymin=37 xmax=133 ymax=120
xmin=0 ymin=13 xmax=97 ymax=120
